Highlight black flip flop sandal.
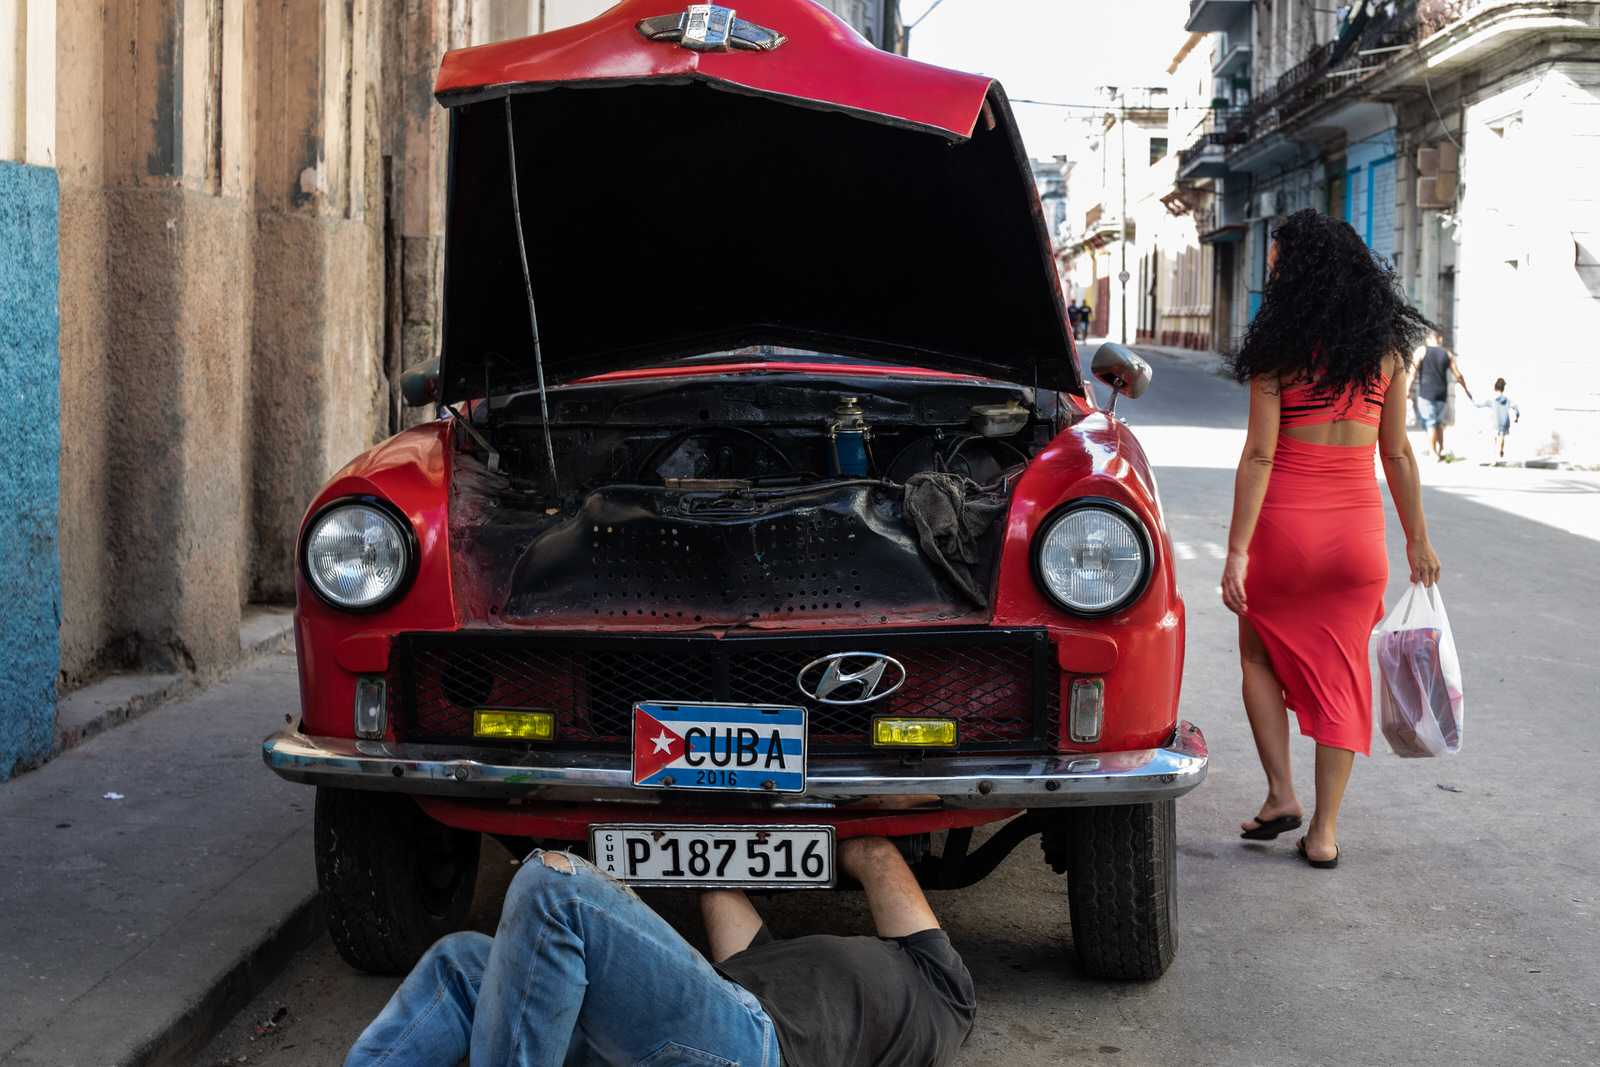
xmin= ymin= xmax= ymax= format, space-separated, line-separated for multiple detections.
xmin=1296 ymin=837 xmax=1339 ymax=869
xmin=1240 ymin=814 xmax=1303 ymax=840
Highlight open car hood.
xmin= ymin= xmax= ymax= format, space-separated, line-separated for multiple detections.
xmin=433 ymin=0 xmax=1080 ymax=404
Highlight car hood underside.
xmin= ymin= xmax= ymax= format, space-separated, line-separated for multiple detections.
xmin=432 ymin=0 xmax=1080 ymax=403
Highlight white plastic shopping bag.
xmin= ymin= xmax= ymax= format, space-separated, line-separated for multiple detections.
xmin=1375 ymin=582 xmax=1464 ymax=757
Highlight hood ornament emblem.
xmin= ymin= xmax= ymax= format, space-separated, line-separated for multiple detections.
xmin=797 ymin=653 xmax=907 ymax=705
xmin=637 ymin=5 xmax=787 ymax=52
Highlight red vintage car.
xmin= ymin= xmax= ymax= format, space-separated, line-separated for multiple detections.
xmin=263 ymin=0 xmax=1205 ymax=981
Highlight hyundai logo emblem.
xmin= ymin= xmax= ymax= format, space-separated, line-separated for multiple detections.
xmin=796 ymin=653 xmax=906 ymax=705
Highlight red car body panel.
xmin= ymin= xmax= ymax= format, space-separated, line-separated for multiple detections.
xmin=435 ymin=0 xmax=993 ymax=141
xmin=295 ymin=422 xmax=459 ymax=741
xmin=292 ymin=379 xmax=1185 ymax=841
xmin=992 ymin=410 xmax=1186 ymax=754
xmin=269 ymin=1 xmax=1202 ymax=984
xmin=275 ymin=0 xmax=1195 ymax=854
xmin=416 ymin=797 xmax=1022 ymax=843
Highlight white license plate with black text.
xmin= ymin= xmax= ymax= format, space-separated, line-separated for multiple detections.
xmin=589 ymin=824 xmax=835 ymax=887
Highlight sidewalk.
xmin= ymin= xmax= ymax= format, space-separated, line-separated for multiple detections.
xmin=0 ymin=614 xmax=320 ymax=1067
xmin=1122 ymin=338 xmax=1599 ymax=470
xmin=1124 ymin=338 xmax=1230 ymax=380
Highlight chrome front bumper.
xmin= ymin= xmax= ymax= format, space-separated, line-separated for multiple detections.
xmin=263 ymin=720 xmax=1207 ymax=809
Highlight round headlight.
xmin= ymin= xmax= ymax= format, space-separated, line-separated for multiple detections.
xmin=301 ymin=499 xmax=416 ymax=612
xmin=1035 ymin=501 xmax=1152 ymax=616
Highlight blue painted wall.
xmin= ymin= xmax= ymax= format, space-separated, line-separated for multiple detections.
xmin=1345 ymin=130 xmax=1399 ymax=264
xmin=0 ymin=161 xmax=62 ymax=781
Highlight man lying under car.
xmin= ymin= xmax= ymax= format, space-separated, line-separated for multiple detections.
xmin=343 ymin=834 xmax=976 ymax=1067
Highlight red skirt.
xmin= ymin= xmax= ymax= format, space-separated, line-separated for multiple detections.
xmin=1244 ymin=435 xmax=1388 ymax=756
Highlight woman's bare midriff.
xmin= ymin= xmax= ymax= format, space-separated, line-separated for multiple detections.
xmin=1280 ymin=421 xmax=1379 ymax=447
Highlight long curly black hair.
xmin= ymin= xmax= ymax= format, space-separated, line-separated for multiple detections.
xmin=1226 ymin=209 xmax=1430 ymax=395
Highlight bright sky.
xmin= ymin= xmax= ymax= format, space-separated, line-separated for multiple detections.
xmin=904 ymin=0 xmax=1194 ymax=160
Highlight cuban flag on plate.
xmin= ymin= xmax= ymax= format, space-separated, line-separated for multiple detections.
xmin=632 ymin=702 xmax=807 ymax=793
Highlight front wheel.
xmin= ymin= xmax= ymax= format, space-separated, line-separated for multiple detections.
xmin=314 ymin=787 xmax=481 ymax=974
xmin=1045 ymin=800 xmax=1178 ymax=980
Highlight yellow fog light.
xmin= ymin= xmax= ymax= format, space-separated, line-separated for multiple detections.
xmin=473 ymin=709 xmax=556 ymax=742
xmin=872 ymin=717 xmax=957 ymax=748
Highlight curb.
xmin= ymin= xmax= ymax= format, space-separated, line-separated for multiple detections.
xmin=3 ymin=643 xmax=322 ymax=1067
xmin=127 ymin=894 xmax=325 ymax=1067
xmin=3 ymin=826 xmax=324 ymax=1067
xmin=51 ymin=607 xmax=294 ymax=763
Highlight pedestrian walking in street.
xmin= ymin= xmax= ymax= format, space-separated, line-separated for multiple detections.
xmin=1221 ymin=208 xmax=1440 ymax=870
xmin=1067 ymin=300 xmax=1082 ymax=339
xmin=343 ymin=835 xmax=975 ymax=1067
xmin=1475 ymin=377 xmax=1520 ymax=459
xmin=1076 ymin=302 xmax=1091 ymax=341
xmin=1413 ymin=328 xmax=1473 ymax=461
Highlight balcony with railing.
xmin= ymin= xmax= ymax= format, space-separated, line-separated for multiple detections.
xmin=1185 ymin=0 xmax=1252 ymax=34
xmin=1207 ymin=0 xmax=1436 ymax=166
xmin=1176 ymin=108 xmax=1251 ymax=179
xmin=1213 ymin=39 xmax=1251 ymax=78
xmin=1078 ymin=203 xmax=1132 ymax=250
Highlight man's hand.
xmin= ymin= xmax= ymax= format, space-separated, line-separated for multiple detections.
xmin=840 ymin=836 xmax=940 ymax=939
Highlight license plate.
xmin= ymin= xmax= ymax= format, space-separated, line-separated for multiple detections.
xmin=589 ymin=824 xmax=835 ymax=887
xmin=632 ymin=701 xmax=806 ymax=793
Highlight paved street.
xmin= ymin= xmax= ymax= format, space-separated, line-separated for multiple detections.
xmin=192 ymin=351 xmax=1600 ymax=1067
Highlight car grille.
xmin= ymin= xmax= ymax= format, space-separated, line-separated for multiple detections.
xmin=388 ymin=629 xmax=1059 ymax=754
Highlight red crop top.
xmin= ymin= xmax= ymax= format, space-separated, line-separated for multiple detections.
xmin=1279 ymin=372 xmax=1389 ymax=428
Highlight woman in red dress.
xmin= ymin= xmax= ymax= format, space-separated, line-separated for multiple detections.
xmin=1221 ymin=210 xmax=1441 ymax=869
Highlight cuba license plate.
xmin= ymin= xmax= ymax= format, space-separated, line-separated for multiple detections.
xmin=632 ymin=702 xmax=806 ymax=793
xmin=589 ymin=824 xmax=835 ymax=887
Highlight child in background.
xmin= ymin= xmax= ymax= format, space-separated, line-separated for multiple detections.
xmin=1476 ymin=377 xmax=1520 ymax=459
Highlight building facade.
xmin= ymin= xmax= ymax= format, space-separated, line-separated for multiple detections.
xmin=0 ymin=0 xmax=478 ymax=782
xmin=1134 ymin=31 xmax=1217 ymax=352
xmin=1176 ymin=0 xmax=1600 ymax=453
xmin=1064 ymin=88 xmax=1173 ymax=343
xmin=2 ymin=0 xmax=905 ymax=781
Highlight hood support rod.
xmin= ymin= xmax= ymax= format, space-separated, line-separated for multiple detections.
xmin=504 ymin=97 xmax=561 ymax=498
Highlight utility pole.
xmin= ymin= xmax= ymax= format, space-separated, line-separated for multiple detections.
xmin=1100 ymin=85 xmax=1166 ymax=345
xmin=1120 ymin=89 xmax=1129 ymax=345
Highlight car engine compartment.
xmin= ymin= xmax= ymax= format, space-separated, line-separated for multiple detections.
xmin=448 ymin=365 xmax=1071 ymax=627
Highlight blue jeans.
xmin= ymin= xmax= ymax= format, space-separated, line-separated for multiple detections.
xmin=345 ymin=852 xmax=779 ymax=1067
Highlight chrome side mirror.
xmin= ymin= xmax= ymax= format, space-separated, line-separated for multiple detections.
xmin=400 ymin=358 xmax=440 ymax=408
xmin=1090 ymin=343 xmax=1152 ymax=415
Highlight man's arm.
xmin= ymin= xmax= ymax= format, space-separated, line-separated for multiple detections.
xmin=1447 ymin=352 xmax=1472 ymax=399
xmin=700 ymin=889 xmax=765 ymax=964
xmin=839 ymin=836 xmax=939 ymax=939
xmin=701 ymin=836 xmax=940 ymax=961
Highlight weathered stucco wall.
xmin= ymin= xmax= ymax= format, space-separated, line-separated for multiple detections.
xmin=56 ymin=184 xmax=112 ymax=688
xmin=60 ymin=189 xmax=253 ymax=675
xmin=1456 ymin=53 xmax=1600 ymax=459
xmin=0 ymin=161 xmax=63 ymax=779
xmin=52 ymin=0 xmax=457 ymax=690
xmin=250 ymin=214 xmax=387 ymax=602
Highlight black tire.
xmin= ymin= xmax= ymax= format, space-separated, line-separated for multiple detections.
xmin=314 ymin=787 xmax=482 ymax=974
xmin=1057 ymin=800 xmax=1178 ymax=980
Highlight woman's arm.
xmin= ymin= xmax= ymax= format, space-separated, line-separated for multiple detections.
xmin=1221 ymin=375 xmax=1282 ymax=615
xmin=1378 ymin=357 xmax=1441 ymax=586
